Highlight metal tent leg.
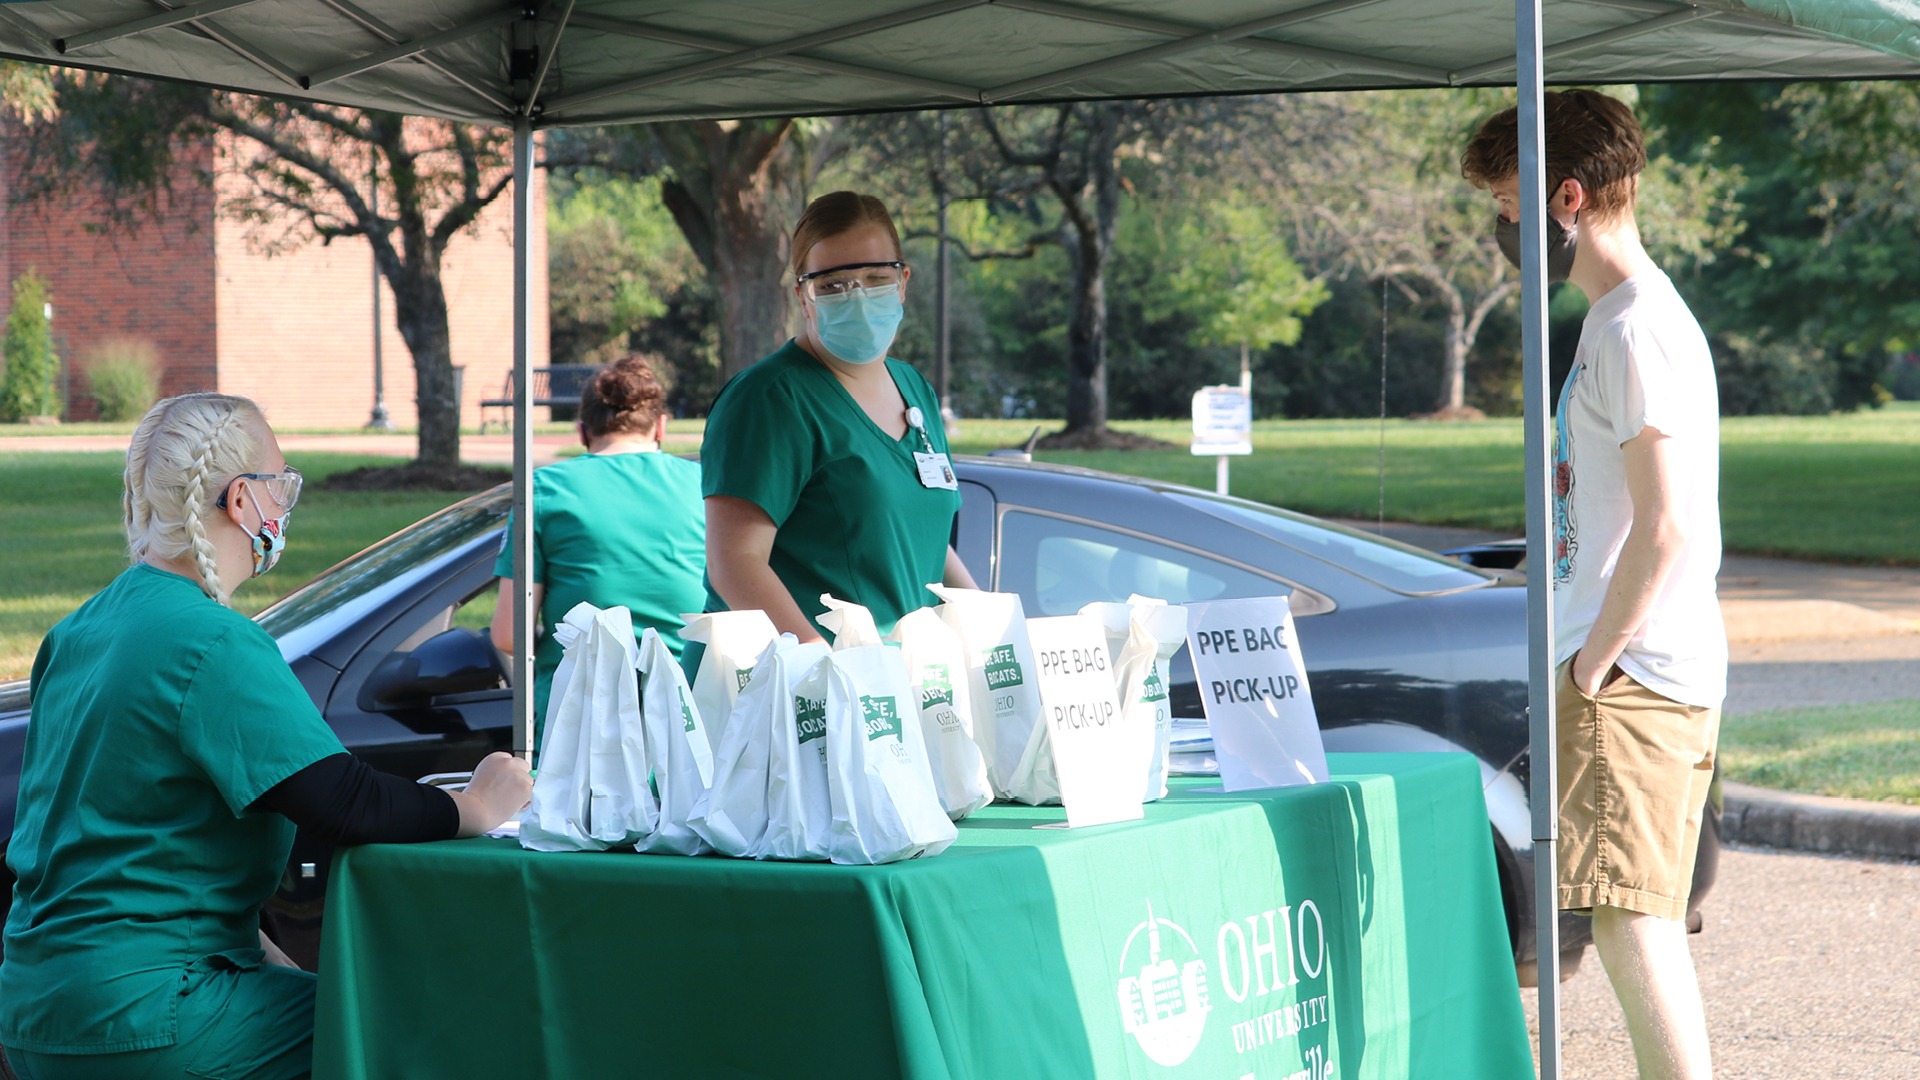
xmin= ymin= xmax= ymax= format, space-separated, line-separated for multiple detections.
xmin=511 ymin=117 xmax=537 ymax=762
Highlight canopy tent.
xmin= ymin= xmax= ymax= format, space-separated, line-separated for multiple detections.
xmin=5 ymin=4 xmax=1917 ymax=1078
xmin=3 ymin=1 xmax=1919 ymax=126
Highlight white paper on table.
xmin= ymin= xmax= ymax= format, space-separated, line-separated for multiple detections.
xmin=1183 ymin=596 xmax=1329 ymax=791
xmin=1024 ymin=614 xmax=1145 ymax=828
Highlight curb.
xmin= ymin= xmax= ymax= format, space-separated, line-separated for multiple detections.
xmin=1722 ymin=781 xmax=1920 ymax=860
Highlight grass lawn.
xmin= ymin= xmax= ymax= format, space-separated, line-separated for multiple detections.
xmin=0 ymin=453 xmax=485 ymax=679
xmin=950 ymin=402 xmax=1920 ymax=565
xmin=1719 ymin=700 xmax=1920 ymax=805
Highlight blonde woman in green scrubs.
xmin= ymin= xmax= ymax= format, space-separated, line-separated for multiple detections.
xmin=701 ymin=191 xmax=977 ymax=647
xmin=0 ymin=394 xmax=531 ymax=1080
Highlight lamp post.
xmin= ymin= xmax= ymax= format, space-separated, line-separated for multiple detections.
xmin=366 ymin=171 xmax=394 ymax=431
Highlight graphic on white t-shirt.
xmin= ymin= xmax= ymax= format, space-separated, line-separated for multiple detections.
xmin=1553 ymin=362 xmax=1581 ymax=585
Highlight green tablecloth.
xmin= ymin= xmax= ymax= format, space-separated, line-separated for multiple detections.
xmin=315 ymin=752 xmax=1531 ymax=1079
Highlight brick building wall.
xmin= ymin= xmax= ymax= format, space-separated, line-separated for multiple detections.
xmin=1 ymin=125 xmax=549 ymax=433
xmin=1 ymin=136 xmax=221 ymax=417
xmin=216 ymin=157 xmax=548 ymax=430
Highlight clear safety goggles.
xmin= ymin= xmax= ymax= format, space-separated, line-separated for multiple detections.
xmin=796 ymin=260 xmax=906 ymax=301
xmin=216 ymin=468 xmax=303 ymax=514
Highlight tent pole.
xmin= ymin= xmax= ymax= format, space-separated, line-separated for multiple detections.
xmin=511 ymin=116 xmax=537 ymax=763
xmin=1515 ymin=0 xmax=1561 ymax=1076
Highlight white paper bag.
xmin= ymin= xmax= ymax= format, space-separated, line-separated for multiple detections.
xmin=887 ymin=606 xmax=993 ymax=820
xmin=680 ymin=609 xmax=778 ymax=752
xmin=521 ymin=603 xmax=658 ymax=852
xmin=688 ymin=634 xmax=832 ymax=860
xmin=635 ymin=627 xmax=714 ymax=855
xmin=1081 ymin=596 xmax=1190 ymax=801
xmin=820 ymin=641 xmax=958 ymax=864
xmin=927 ymin=584 xmax=1048 ymax=802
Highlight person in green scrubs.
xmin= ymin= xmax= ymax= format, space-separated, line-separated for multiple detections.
xmin=0 ymin=394 xmax=531 ymax=1080
xmin=701 ymin=191 xmax=978 ymax=650
xmin=488 ymin=353 xmax=707 ymax=731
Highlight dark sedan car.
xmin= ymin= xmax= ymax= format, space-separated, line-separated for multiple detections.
xmin=0 ymin=456 xmax=1716 ymax=975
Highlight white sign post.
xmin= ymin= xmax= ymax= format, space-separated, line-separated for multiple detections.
xmin=1190 ymin=385 xmax=1252 ymax=496
xmin=1183 ymin=597 xmax=1329 ymax=791
xmin=1025 ymin=615 xmax=1145 ymax=828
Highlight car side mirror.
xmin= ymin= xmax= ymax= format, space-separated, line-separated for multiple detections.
xmin=359 ymin=627 xmax=506 ymax=716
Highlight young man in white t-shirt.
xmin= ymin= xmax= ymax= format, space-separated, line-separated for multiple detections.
xmin=1464 ymin=90 xmax=1725 ymax=1080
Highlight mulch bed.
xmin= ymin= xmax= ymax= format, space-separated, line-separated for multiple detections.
xmin=318 ymin=462 xmax=512 ymax=493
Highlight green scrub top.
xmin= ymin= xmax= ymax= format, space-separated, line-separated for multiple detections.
xmin=700 ymin=341 xmax=961 ymax=637
xmin=0 ymin=564 xmax=346 ymax=1055
xmin=493 ymin=450 xmax=707 ymax=721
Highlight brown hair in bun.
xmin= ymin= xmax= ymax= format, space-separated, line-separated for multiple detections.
xmin=579 ymin=353 xmax=667 ymax=440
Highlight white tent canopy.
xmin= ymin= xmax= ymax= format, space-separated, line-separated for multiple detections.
xmin=6 ymin=5 xmax=1917 ymax=1077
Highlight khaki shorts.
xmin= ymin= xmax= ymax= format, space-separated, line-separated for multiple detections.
xmin=1556 ymin=659 xmax=1721 ymax=921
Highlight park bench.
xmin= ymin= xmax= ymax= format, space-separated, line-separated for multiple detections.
xmin=479 ymin=364 xmax=599 ymax=434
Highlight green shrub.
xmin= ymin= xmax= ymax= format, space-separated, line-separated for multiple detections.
xmin=84 ymin=337 xmax=162 ymax=422
xmin=0 ymin=271 xmax=61 ymax=422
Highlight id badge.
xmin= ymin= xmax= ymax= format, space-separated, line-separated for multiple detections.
xmin=914 ymin=451 xmax=958 ymax=490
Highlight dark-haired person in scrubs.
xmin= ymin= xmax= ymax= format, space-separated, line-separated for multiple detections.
xmin=699 ymin=190 xmax=977 ymax=653
xmin=490 ymin=353 xmax=707 ymax=739
xmin=1 ymin=394 xmax=530 ymax=1080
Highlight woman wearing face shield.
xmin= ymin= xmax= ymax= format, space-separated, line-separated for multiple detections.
xmin=0 ymin=394 xmax=531 ymax=1080
xmin=699 ymin=191 xmax=978 ymax=653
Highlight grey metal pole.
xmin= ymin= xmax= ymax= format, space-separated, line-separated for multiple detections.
xmin=1515 ymin=1 xmax=1561 ymax=1076
xmin=511 ymin=117 xmax=537 ymax=762
xmin=367 ymin=173 xmax=393 ymax=430
xmin=934 ymin=112 xmax=952 ymax=417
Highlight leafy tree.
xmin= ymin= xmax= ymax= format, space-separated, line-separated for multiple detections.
xmin=1642 ymin=81 xmax=1909 ymax=413
xmin=550 ymin=119 xmax=849 ymax=383
xmin=1153 ymin=193 xmax=1328 ymax=390
xmin=16 ymin=74 xmax=514 ymax=469
xmin=1264 ymin=88 xmax=1736 ymax=415
xmin=1 ymin=270 xmax=61 ymax=422
xmin=0 ymin=61 xmax=54 ymax=122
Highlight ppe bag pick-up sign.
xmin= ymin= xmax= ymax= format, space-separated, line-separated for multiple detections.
xmin=1184 ymin=597 xmax=1329 ymax=791
xmin=1026 ymin=615 xmax=1144 ymax=828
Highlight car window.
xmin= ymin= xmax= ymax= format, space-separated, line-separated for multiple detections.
xmin=256 ymin=488 xmax=509 ymax=658
xmin=1167 ymin=491 xmax=1491 ymax=596
xmin=999 ymin=509 xmax=1308 ymax=616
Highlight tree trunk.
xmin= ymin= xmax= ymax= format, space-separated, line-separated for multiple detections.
xmin=1439 ymin=292 xmax=1469 ymax=413
xmin=387 ymin=257 xmax=460 ymax=468
xmin=1056 ymin=106 xmax=1124 ymax=437
xmin=1063 ymin=239 xmax=1109 ymax=434
xmin=654 ymin=120 xmax=796 ymax=383
xmin=708 ymin=189 xmax=791 ymax=380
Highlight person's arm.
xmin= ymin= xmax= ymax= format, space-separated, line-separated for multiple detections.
xmin=1571 ymin=427 xmax=1692 ymax=695
xmin=943 ymin=545 xmax=979 ymax=590
xmin=488 ymin=577 xmax=545 ymax=656
xmin=251 ymin=751 xmax=532 ymax=844
xmin=705 ymin=495 xmax=822 ymax=642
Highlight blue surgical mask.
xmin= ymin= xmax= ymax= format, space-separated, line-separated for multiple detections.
xmin=812 ymin=286 xmax=904 ymax=365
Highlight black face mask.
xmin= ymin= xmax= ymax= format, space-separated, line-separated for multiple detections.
xmin=1495 ymin=205 xmax=1578 ymax=284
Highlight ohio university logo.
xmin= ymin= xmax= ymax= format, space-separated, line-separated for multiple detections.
xmin=1115 ymin=902 xmax=1210 ymax=1067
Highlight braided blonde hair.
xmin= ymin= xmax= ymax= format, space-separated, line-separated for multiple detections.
xmin=125 ymin=393 xmax=264 ymax=606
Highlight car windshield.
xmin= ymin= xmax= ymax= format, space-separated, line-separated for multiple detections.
xmin=1167 ymin=491 xmax=1492 ymax=596
xmin=255 ymin=486 xmax=511 ymax=655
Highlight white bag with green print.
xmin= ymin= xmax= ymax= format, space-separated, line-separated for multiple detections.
xmin=887 ymin=606 xmax=993 ymax=820
xmin=1081 ymin=596 xmax=1190 ymax=802
xmin=689 ymin=634 xmax=832 ymax=860
xmin=814 ymin=595 xmax=956 ymax=864
xmin=928 ymin=585 xmax=1052 ymax=804
xmin=634 ymin=626 xmax=714 ymax=855
xmin=679 ymin=609 xmax=778 ymax=753
xmin=521 ymin=603 xmax=658 ymax=852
